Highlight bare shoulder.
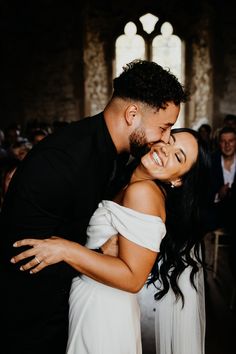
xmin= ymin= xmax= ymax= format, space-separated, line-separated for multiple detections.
xmin=122 ymin=180 xmax=166 ymax=222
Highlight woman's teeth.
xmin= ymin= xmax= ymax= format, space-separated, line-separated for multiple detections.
xmin=152 ymin=151 xmax=163 ymax=166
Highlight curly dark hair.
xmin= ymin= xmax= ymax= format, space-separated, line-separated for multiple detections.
xmin=113 ymin=59 xmax=189 ymax=109
xmin=147 ymin=128 xmax=211 ymax=306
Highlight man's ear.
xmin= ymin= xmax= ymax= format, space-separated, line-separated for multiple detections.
xmin=125 ymin=104 xmax=138 ymax=126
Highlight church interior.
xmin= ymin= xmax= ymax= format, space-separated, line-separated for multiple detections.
xmin=0 ymin=1 xmax=236 ymax=353
xmin=1 ymin=0 xmax=236 ymax=130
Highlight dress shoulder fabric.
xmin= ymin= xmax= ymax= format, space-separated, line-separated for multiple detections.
xmin=66 ymin=200 xmax=166 ymax=354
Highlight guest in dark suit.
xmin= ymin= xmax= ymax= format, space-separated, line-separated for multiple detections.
xmin=208 ymin=126 xmax=236 ymax=231
xmin=0 ymin=59 xmax=188 ymax=354
xmin=207 ymin=126 xmax=236 ymax=282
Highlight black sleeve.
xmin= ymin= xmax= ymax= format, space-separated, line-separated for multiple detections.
xmin=3 ymin=147 xmax=77 ymax=236
xmin=0 ymin=146 xmax=84 ymax=279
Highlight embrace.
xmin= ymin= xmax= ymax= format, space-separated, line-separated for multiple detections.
xmin=0 ymin=60 xmax=209 ymax=354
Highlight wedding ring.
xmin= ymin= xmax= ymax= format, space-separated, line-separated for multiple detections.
xmin=35 ymin=256 xmax=41 ymax=264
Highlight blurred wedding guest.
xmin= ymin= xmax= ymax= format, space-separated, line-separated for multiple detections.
xmin=212 ymin=114 xmax=236 ymax=151
xmin=3 ymin=123 xmax=22 ymax=149
xmin=212 ymin=126 xmax=236 ymax=283
xmin=9 ymin=140 xmax=32 ymax=161
xmin=30 ymin=128 xmax=48 ymax=146
xmin=208 ymin=126 xmax=236 ymax=232
xmin=223 ymin=114 xmax=236 ymax=130
xmin=25 ymin=119 xmax=52 ymax=140
xmin=198 ymin=123 xmax=213 ymax=152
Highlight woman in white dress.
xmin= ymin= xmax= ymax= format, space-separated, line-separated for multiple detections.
xmin=12 ymin=128 xmax=209 ymax=354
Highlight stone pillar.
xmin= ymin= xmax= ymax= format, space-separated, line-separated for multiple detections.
xmin=83 ymin=21 xmax=109 ymax=117
xmin=188 ymin=20 xmax=213 ymax=130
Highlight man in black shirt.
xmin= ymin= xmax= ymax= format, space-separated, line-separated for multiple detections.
xmin=0 ymin=59 xmax=188 ymax=354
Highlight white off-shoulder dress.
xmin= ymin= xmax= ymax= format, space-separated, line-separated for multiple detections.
xmin=66 ymin=200 xmax=166 ymax=354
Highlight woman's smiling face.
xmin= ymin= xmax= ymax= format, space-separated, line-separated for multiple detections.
xmin=140 ymin=131 xmax=198 ymax=185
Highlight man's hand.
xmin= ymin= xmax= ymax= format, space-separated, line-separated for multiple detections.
xmin=100 ymin=235 xmax=119 ymax=257
xmin=218 ymin=183 xmax=231 ymax=201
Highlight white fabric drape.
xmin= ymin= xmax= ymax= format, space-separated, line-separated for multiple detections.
xmin=154 ymin=254 xmax=205 ymax=354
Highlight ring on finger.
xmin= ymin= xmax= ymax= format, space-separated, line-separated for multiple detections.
xmin=35 ymin=256 xmax=41 ymax=264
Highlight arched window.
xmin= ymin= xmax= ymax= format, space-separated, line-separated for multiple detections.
xmin=152 ymin=22 xmax=183 ymax=82
xmin=115 ymin=22 xmax=146 ymax=76
xmin=114 ymin=13 xmax=185 ymax=127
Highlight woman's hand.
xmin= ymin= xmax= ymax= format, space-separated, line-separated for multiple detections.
xmin=10 ymin=236 xmax=71 ymax=274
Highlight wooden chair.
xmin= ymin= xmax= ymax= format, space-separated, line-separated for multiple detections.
xmin=209 ymin=228 xmax=235 ymax=310
xmin=211 ymin=228 xmax=229 ymax=279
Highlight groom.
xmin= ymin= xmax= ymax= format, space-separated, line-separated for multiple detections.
xmin=0 ymin=59 xmax=188 ymax=354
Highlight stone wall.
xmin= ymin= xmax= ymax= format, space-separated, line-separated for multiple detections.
xmin=187 ymin=18 xmax=213 ymax=130
xmin=1 ymin=1 xmax=236 ymax=132
xmin=22 ymin=50 xmax=80 ymax=124
xmin=213 ymin=5 xmax=236 ymax=129
xmin=1 ymin=1 xmax=85 ymax=130
xmin=83 ymin=21 xmax=109 ymax=117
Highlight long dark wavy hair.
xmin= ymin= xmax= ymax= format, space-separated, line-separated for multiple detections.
xmin=147 ymin=128 xmax=211 ymax=306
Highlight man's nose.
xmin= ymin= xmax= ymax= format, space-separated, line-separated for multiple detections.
xmin=160 ymin=128 xmax=171 ymax=143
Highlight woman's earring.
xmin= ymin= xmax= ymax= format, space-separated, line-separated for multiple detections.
xmin=171 ymin=182 xmax=175 ymax=188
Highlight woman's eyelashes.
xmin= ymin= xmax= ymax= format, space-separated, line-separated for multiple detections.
xmin=175 ymin=153 xmax=182 ymax=163
xmin=169 ymin=135 xmax=185 ymax=163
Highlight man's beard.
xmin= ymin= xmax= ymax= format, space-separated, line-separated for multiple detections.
xmin=129 ymin=128 xmax=151 ymax=159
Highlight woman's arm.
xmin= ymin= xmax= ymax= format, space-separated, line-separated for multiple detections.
xmin=11 ymin=181 xmax=165 ymax=293
xmin=12 ymin=235 xmax=157 ymax=293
